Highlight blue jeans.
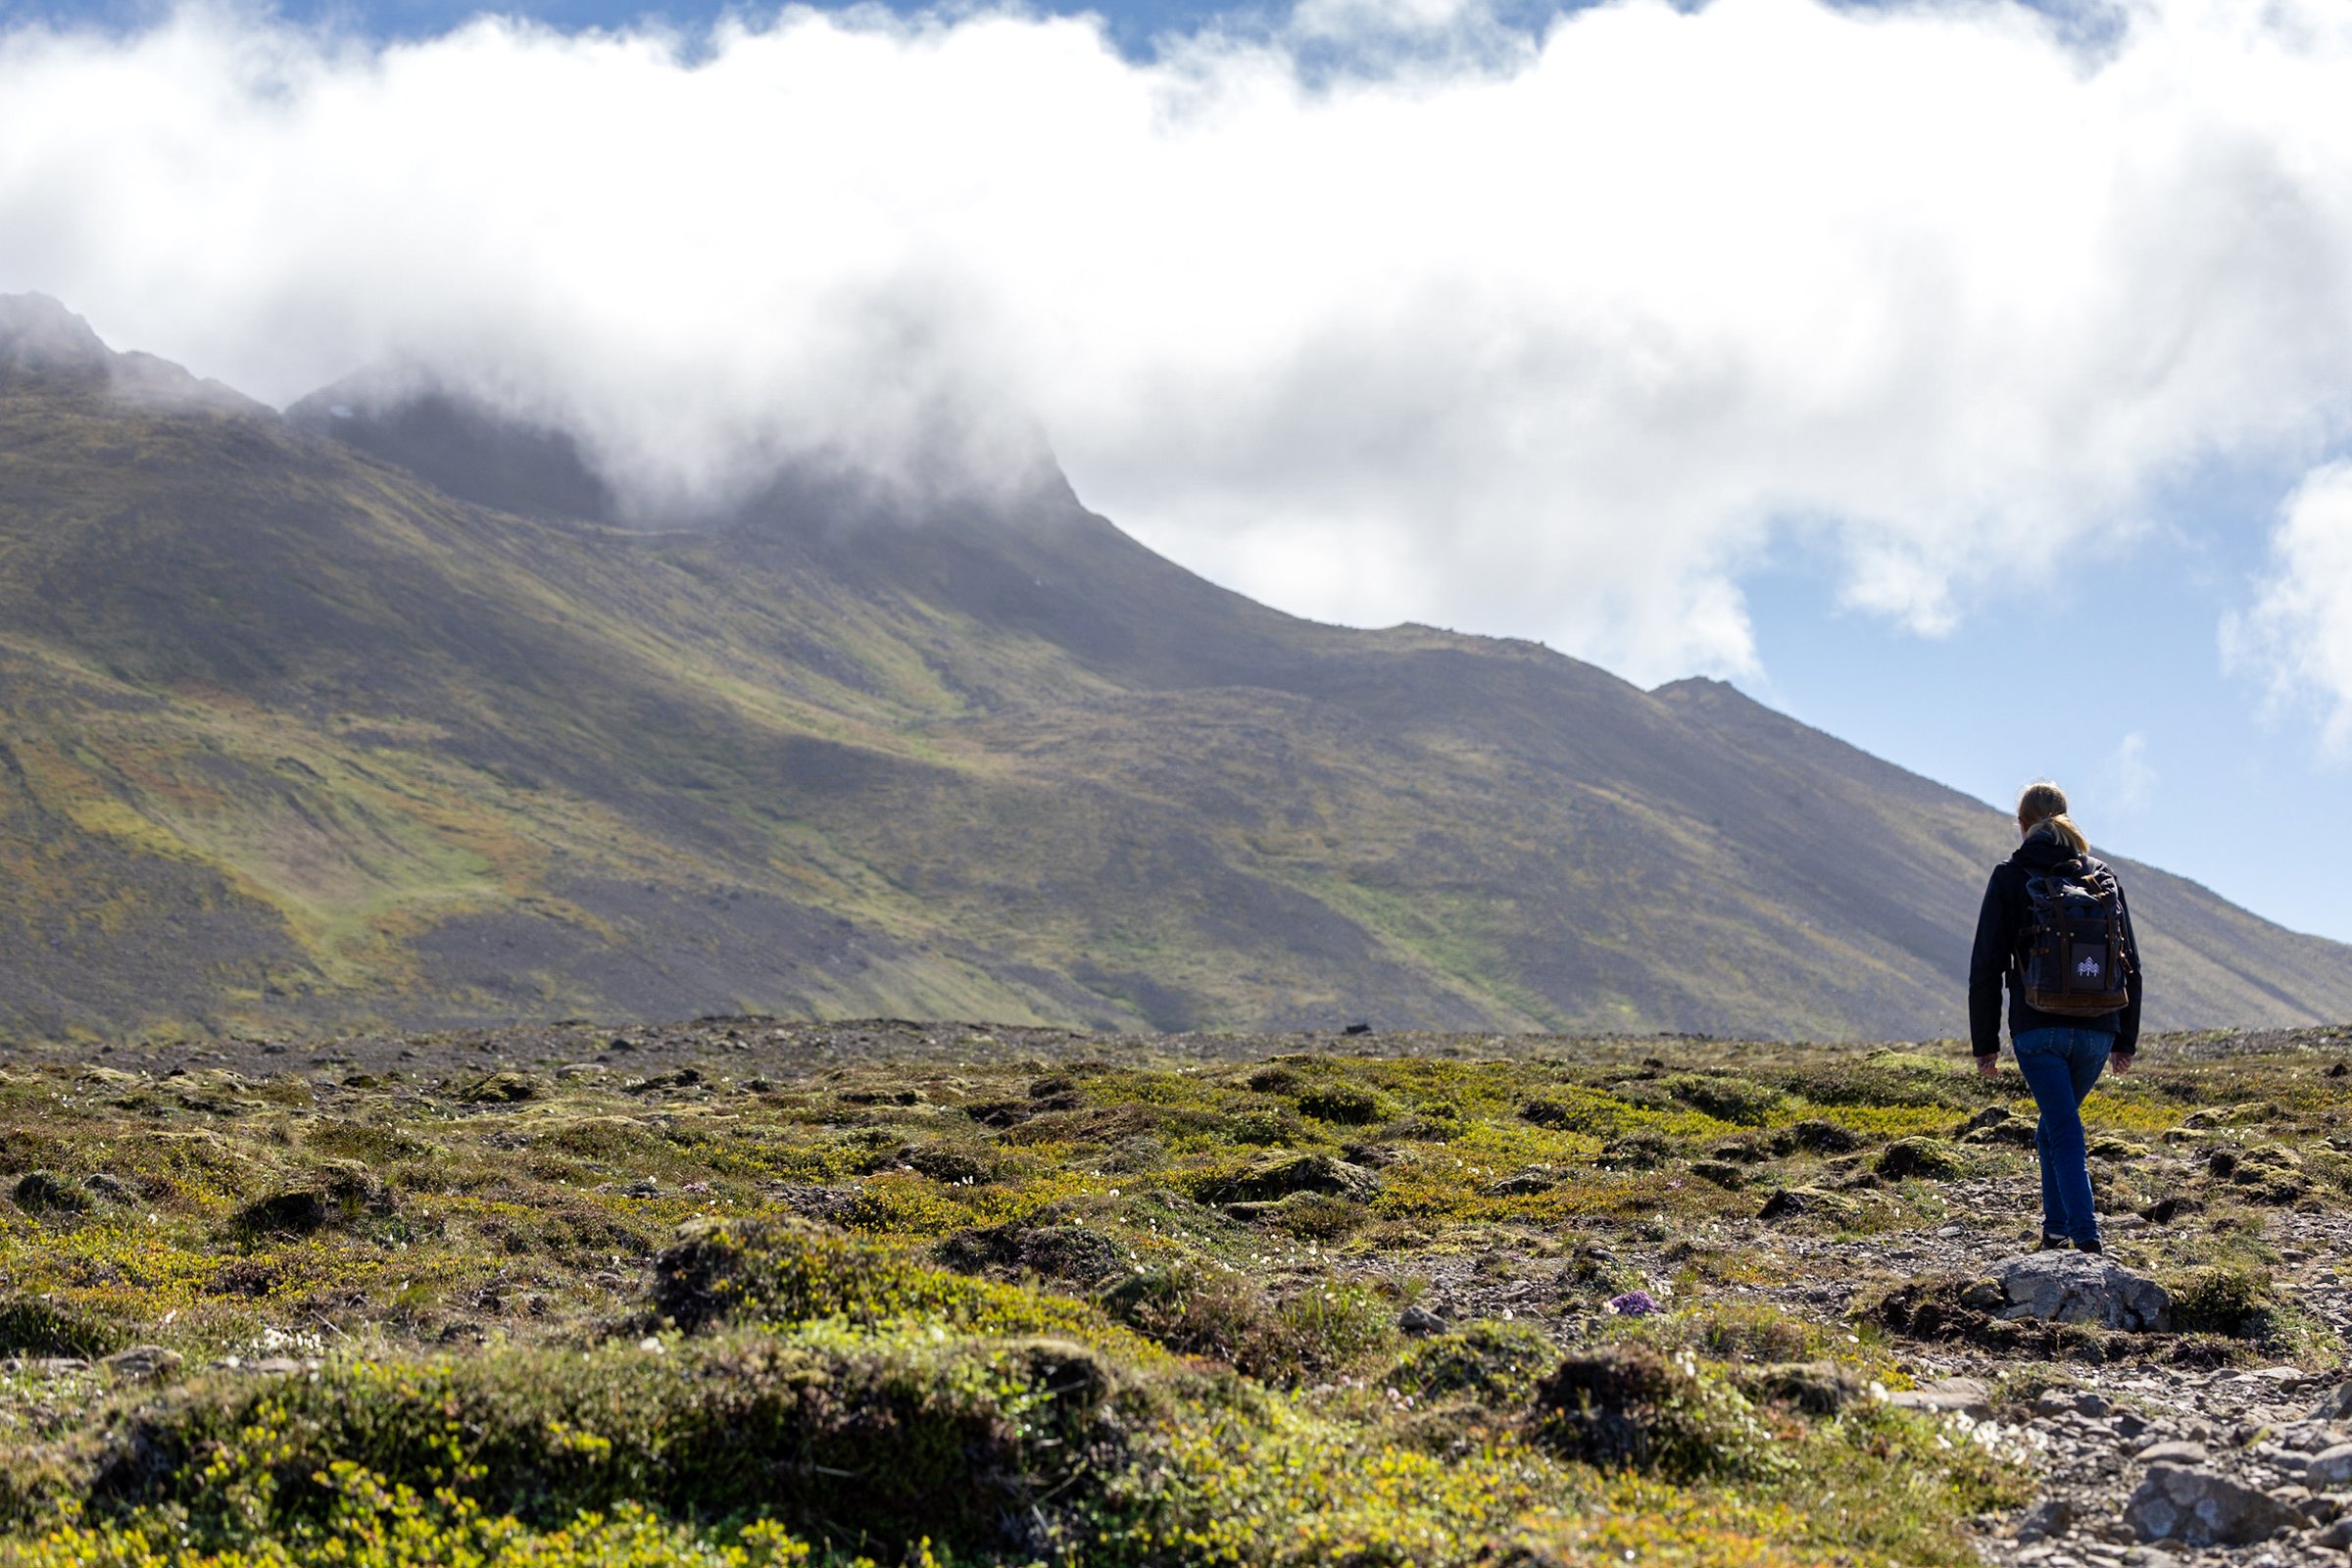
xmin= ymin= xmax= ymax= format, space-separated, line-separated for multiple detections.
xmin=2012 ymin=1027 xmax=2112 ymax=1245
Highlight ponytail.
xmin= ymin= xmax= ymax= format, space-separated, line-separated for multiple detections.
xmin=2017 ymin=780 xmax=2089 ymax=856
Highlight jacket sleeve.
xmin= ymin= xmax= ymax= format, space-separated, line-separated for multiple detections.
xmin=1968 ymin=867 xmax=2010 ymax=1059
xmin=2114 ymin=879 xmax=2142 ymax=1056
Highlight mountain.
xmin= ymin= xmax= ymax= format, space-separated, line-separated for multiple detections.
xmin=2 ymin=292 xmax=2347 ymax=1044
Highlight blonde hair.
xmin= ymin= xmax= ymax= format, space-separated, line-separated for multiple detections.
xmin=2017 ymin=780 xmax=2088 ymax=856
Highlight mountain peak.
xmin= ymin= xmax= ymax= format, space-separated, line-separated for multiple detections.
xmin=0 ymin=293 xmax=268 ymax=416
xmin=0 ymin=292 xmax=111 ymax=379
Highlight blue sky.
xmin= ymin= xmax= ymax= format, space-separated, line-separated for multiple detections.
xmin=2 ymin=0 xmax=2349 ymax=946
xmin=1734 ymin=461 xmax=2352 ymax=941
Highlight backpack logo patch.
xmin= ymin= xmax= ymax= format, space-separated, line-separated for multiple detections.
xmin=2076 ymin=955 xmax=2103 ymax=978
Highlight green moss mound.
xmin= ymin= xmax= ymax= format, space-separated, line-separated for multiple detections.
xmin=1100 ymin=1260 xmax=1394 ymax=1386
xmin=1296 ymin=1084 xmax=1392 ymax=1125
xmin=10 ymin=1170 xmax=89 ymax=1216
xmin=1387 ymin=1320 xmax=1557 ymax=1406
xmin=1874 ymin=1139 xmax=1968 ymax=1181
xmin=1529 ymin=1344 xmax=1780 ymax=1483
xmin=1658 ymin=1075 xmax=1785 ymax=1127
xmin=649 ymin=1216 xmax=1105 ymax=1341
xmin=2164 ymin=1264 xmax=2276 ymax=1338
xmin=0 ymin=1294 xmax=118 ymax=1358
xmin=89 ymin=1334 xmax=1122 ymax=1560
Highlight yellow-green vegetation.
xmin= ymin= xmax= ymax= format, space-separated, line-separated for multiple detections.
xmin=0 ymin=1025 xmax=2348 ymax=1566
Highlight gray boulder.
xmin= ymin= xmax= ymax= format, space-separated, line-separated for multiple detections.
xmin=2306 ymin=1442 xmax=2352 ymax=1489
xmin=2015 ymin=1496 xmax=2075 ymax=1543
xmin=2311 ymin=1381 xmax=2352 ymax=1422
xmin=1888 ymin=1376 xmax=1993 ymax=1420
xmin=1992 ymin=1251 xmax=2170 ymax=1332
xmin=2136 ymin=1440 xmax=2210 ymax=1465
xmin=1397 ymin=1302 xmax=1449 ymax=1337
xmin=100 ymin=1346 xmax=182 ymax=1383
xmin=2126 ymin=1465 xmax=2299 ymax=1546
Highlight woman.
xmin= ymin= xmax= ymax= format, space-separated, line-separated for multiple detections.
xmin=1968 ymin=782 xmax=2143 ymax=1253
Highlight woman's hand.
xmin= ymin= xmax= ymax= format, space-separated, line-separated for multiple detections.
xmin=2110 ymin=1053 xmax=2133 ymax=1075
xmin=1976 ymin=1054 xmax=1999 ymax=1080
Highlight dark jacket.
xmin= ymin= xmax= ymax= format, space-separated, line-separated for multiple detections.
xmin=1969 ymin=828 xmax=2142 ymax=1060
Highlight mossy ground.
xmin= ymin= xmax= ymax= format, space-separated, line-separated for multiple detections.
xmin=0 ymin=1019 xmax=2343 ymax=1565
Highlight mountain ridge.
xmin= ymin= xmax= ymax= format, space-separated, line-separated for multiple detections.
xmin=1 ymin=295 xmax=2345 ymax=1044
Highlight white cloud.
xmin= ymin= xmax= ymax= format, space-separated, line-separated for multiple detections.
xmin=2101 ymin=730 xmax=2156 ymax=816
xmin=2228 ymin=462 xmax=2352 ymax=751
xmin=6 ymin=0 xmax=2352 ymax=682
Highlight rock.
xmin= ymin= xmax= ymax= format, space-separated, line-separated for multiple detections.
xmin=1481 ymin=1167 xmax=1558 ymax=1197
xmin=620 ymin=1178 xmax=661 ymax=1199
xmin=2267 ymin=1484 xmax=2326 ymax=1524
xmin=81 ymin=1173 xmax=132 ymax=1203
xmin=2126 ymin=1465 xmax=2301 ymax=1546
xmin=2136 ymin=1441 xmax=2211 ymax=1465
xmin=2034 ymin=1387 xmax=2115 ymax=1418
xmin=2314 ymin=1516 xmax=2352 ymax=1549
xmin=2310 ymin=1382 xmax=2352 ymax=1422
xmin=2016 ymin=1496 xmax=2077 ymax=1543
xmin=101 ymin=1346 xmax=182 ymax=1382
xmin=1992 ymin=1251 xmax=2171 ymax=1332
xmin=1757 ymin=1186 xmax=1861 ymax=1224
xmin=1398 ymin=1302 xmax=1449 ymax=1337
xmin=2306 ymin=1442 xmax=2352 ymax=1488
xmin=1887 ymin=1376 xmax=1993 ymax=1419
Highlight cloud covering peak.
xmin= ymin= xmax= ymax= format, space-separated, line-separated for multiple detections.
xmin=6 ymin=0 xmax=2352 ymax=697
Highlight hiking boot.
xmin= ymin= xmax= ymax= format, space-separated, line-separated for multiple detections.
xmin=2034 ymin=1234 xmax=2071 ymax=1251
xmin=2075 ymin=1238 xmax=2104 ymax=1254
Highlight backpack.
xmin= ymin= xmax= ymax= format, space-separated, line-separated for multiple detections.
xmin=2016 ymin=857 xmax=2132 ymax=1015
